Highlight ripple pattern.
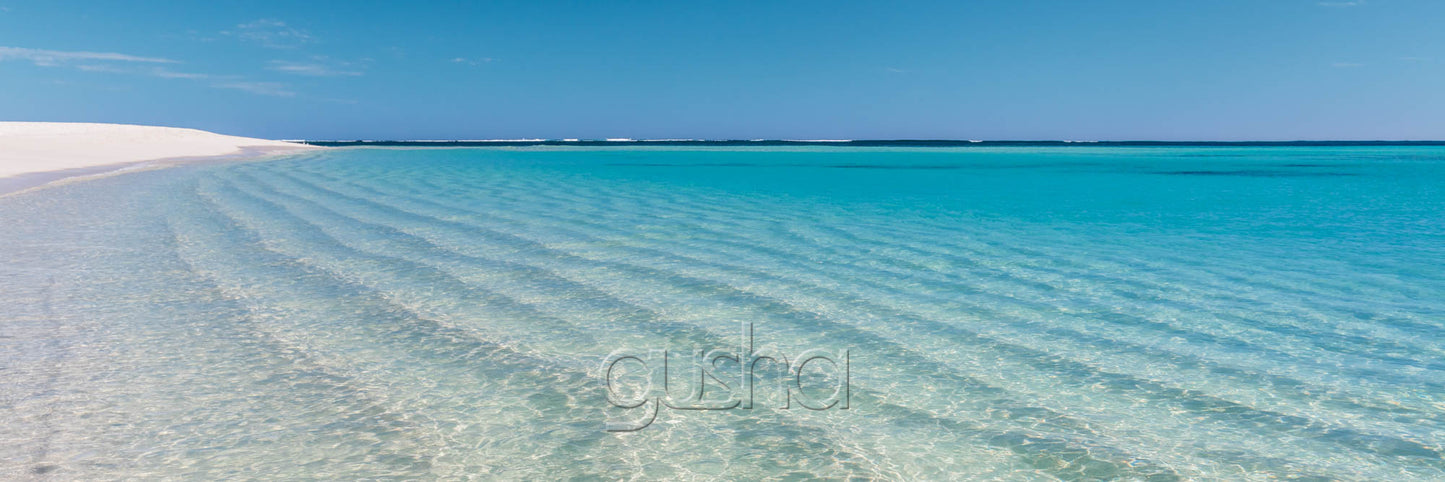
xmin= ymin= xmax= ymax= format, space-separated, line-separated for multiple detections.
xmin=2 ymin=146 xmax=1442 ymax=479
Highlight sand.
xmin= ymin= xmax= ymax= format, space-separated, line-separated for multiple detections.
xmin=0 ymin=122 xmax=319 ymax=180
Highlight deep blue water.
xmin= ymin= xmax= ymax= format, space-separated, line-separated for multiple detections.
xmin=2 ymin=146 xmax=1442 ymax=479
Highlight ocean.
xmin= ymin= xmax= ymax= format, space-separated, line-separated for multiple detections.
xmin=2 ymin=145 xmax=1442 ymax=479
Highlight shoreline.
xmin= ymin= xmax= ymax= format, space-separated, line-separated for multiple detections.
xmin=0 ymin=122 xmax=321 ymax=196
xmin=0 ymin=145 xmax=316 ymax=197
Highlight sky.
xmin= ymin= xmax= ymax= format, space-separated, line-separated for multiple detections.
xmin=1 ymin=0 xmax=1442 ymax=140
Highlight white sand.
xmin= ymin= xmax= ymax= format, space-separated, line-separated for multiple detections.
xmin=0 ymin=122 xmax=319 ymax=179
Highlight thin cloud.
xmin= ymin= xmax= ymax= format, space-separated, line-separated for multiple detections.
xmin=2 ymin=46 xmax=295 ymax=97
xmin=0 ymin=46 xmax=176 ymax=66
xmin=183 ymin=29 xmax=218 ymax=43
xmin=451 ymin=56 xmax=494 ymax=66
xmin=213 ymin=81 xmax=296 ymax=97
xmin=150 ymin=68 xmax=212 ymax=79
xmin=1318 ymin=0 xmax=1364 ymax=6
xmin=225 ymin=19 xmax=311 ymax=49
xmin=74 ymin=64 xmax=130 ymax=73
xmin=1331 ymin=62 xmax=1364 ymax=68
xmin=33 ymin=59 xmax=210 ymax=80
xmin=267 ymin=58 xmax=362 ymax=77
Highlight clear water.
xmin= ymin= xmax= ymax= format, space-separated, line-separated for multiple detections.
xmin=2 ymin=146 xmax=1443 ymax=479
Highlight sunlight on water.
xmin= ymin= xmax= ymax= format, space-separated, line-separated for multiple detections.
xmin=2 ymin=146 xmax=1443 ymax=479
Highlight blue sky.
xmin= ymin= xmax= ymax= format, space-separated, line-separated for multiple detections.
xmin=1 ymin=1 xmax=1441 ymax=140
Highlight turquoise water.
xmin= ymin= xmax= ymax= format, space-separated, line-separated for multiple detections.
xmin=2 ymin=146 xmax=1443 ymax=479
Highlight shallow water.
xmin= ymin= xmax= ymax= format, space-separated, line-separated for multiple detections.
xmin=2 ymin=146 xmax=1442 ymax=479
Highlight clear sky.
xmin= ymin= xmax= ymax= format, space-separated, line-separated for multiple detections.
xmin=1 ymin=1 xmax=1442 ymax=140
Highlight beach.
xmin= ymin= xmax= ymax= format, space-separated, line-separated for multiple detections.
xmin=7 ymin=0 xmax=1442 ymax=477
xmin=0 ymin=122 xmax=318 ymax=194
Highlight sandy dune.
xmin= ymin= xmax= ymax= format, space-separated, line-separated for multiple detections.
xmin=0 ymin=122 xmax=318 ymax=179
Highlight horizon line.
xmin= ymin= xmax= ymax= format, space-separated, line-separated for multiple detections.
xmin=293 ymin=139 xmax=1445 ymax=146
